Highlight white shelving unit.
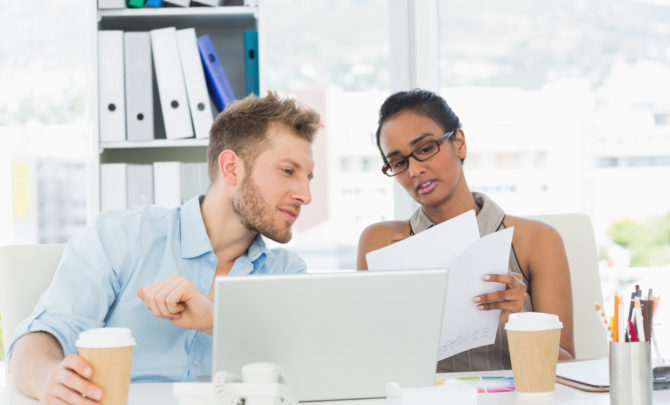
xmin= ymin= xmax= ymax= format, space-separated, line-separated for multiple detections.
xmin=88 ymin=3 xmax=258 ymax=221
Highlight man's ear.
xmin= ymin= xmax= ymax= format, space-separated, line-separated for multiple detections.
xmin=218 ymin=150 xmax=244 ymax=186
xmin=453 ymin=129 xmax=467 ymax=160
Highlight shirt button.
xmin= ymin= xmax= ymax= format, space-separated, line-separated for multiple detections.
xmin=193 ymin=360 xmax=198 ymax=366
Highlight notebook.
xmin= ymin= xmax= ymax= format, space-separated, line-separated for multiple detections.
xmin=556 ymin=357 xmax=609 ymax=392
xmin=212 ymin=269 xmax=448 ymax=401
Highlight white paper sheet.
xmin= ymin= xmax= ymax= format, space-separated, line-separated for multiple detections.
xmin=437 ymin=228 xmax=513 ymax=360
xmin=365 ymin=210 xmax=513 ymax=360
xmin=365 ymin=210 xmax=480 ymax=271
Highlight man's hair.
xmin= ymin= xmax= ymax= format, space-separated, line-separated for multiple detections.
xmin=207 ymin=91 xmax=321 ymax=183
xmin=375 ymin=89 xmax=463 ymax=164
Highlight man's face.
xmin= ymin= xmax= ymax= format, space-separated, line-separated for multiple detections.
xmin=232 ymin=125 xmax=314 ymax=243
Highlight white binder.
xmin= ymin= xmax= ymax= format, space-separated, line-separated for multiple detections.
xmin=98 ymin=0 xmax=126 ymax=9
xmin=127 ymin=164 xmax=154 ymax=209
xmin=124 ymin=32 xmax=154 ymax=141
xmin=100 ymin=163 xmax=128 ymax=212
xmin=98 ymin=31 xmax=126 ymax=143
xmin=176 ymin=28 xmax=214 ymax=139
xmin=150 ymin=27 xmax=194 ymax=140
xmin=164 ymin=0 xmax=191 ymax=6
xmin=192 ymin=0 xmax=219 ymax=5
xmin=153 ymin=161 xmax=182 ymax=208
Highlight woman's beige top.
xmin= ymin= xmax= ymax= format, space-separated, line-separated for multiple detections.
xmin=409 ymin=192 xmax=533 ymax=372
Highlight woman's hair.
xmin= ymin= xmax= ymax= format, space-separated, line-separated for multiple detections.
xmin=375 ymin=89 xmax=462 ymax=164
xmin=207 ymin=91 xmax=321 ymax=183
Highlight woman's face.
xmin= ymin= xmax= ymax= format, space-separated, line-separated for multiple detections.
xmin=379 ymin=110 xmax=466 ymax=208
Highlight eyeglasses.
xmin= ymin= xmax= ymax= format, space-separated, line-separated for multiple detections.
xmin=381 ymin=130 xmax=455 ymax=177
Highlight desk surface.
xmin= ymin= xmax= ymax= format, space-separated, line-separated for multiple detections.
xmin=2 ymin=368 xmax=670 ymax=405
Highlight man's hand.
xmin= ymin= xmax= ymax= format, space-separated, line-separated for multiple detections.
xmin=137 ymin=274 xmax=214 ymax=334
xmin=38 ymin=355 xmax=102 ymax=405
xmin=472 ymin=272 xmax=528 ymax=325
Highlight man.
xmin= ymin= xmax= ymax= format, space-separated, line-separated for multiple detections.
xmin=8 ymin=92 xmax=321 ymax=405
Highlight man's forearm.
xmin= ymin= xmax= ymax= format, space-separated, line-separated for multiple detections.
xmin=10 ymin=332 xmax=64 ymax=399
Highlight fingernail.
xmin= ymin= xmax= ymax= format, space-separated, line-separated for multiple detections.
xmin=84 ymin=367 xmax=93 ymax=378
xmin=482 ymin=275 xmax=490 ymax=281
xmin=478 ymin=305 xmax=485 ymax=310
xmin=473 ymin=297 xmax=480 ymax=303
xmin=92 ymin=389 xmax=103 ymax=400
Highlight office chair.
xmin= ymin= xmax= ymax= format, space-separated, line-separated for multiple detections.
xmin=0 ymin=244 xmax=65 ymax=356
xmin=529 ymin=214 xmax=609 ymax=360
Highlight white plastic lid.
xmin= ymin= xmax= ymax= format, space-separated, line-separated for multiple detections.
xmin=75 ymin=327 xmax=136 ymax=348
xmin=504 ymin=312 xmax=563 ymax=332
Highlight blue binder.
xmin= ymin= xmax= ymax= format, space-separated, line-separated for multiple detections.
xmin=146 ymin=0 xmax=163 ymax=6
xmin=243 ymin=30 xmax=259 ymax=96
xmin=197 ymin=34 xmax=236 ymax=112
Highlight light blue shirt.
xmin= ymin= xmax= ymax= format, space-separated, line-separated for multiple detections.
xmin=9 ymin=196 xmax=306 ymax=382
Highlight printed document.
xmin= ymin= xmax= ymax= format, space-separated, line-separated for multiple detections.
xmin=366 ymin=210 xmax=513 ymax=360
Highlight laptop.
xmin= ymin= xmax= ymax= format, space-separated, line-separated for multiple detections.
xmin=212 ymin=269 xmax=448 ymax=402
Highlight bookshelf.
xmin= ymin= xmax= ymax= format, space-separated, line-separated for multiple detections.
xmin=88 ymin=2 xmax=258 ymax=221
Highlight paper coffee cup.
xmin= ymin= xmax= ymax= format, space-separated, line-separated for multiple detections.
xmin=505 ymin=313 xmax=562 ymax=396
xmin=76 ymin=328 xmax=136 ymax=405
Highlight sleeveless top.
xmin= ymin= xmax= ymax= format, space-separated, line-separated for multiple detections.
xmin=408 ymin=192 xmax=533 ymax=372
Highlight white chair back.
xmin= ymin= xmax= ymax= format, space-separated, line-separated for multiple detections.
xmin=529 ymin=214 xmax=608 ymax=360
xmin=0 ymin=244 xmax=65 ymax=355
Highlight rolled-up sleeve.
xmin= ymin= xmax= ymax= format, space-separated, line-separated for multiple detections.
xmin=8 ymin=213 xmax=129 ymax=359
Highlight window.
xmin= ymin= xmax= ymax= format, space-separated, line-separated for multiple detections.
xmin=0 ymin=1 xmax=88 ymax=246
xmin=260 ymin=0 xmax=392 ymax=269
xmin=439 ymin=0 xmax=670 ymax=272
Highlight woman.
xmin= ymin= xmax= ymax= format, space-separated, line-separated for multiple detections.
xmin=356 ymin=89 xmax=574 ymax=371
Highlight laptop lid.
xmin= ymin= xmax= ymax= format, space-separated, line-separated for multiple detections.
xmin=212 ymin=269 xmax=448 ymax=402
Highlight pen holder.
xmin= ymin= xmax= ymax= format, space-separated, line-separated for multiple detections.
xmin=609 ymin=341 xmax=652 ymax=405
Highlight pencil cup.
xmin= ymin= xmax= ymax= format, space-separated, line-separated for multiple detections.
xmin=609 ymin=341 xmax=652 ymax=405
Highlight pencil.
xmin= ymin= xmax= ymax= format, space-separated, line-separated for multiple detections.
xmin=612 ymin=294 xmax=619 ymax=342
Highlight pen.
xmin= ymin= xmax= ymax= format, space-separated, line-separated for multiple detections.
xmin=629 ymin=319 xmax=638 ymax=342
xmin=617 ymin=294 xmax=625 ymax=343
xmin=641 ymin=299 xmax=653 ymax=342
xmin=634 ymin=298 xmax=646 ymax=342
xmin=627 ymin=291 xmax=635 ymax=321
xmin=627 ymin=292 xmax=635 ymax=342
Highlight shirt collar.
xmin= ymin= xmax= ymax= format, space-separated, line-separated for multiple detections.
xmin=246 ymin=234 xmax=271 ymax=263
xmin=180 ymin=195 xmax=213 ymax=259
xmin=179 ymin=195 xmax=271 ymax=263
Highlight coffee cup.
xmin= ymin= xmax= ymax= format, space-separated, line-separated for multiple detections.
xmin=76 ymin=327 xmax=136 ymax=405
xmin=505 ymin=312 xmax=563 ymax=396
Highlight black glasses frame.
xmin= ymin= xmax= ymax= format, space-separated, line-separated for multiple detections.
xmin=381 ymin=130 xmax=456 ymax=177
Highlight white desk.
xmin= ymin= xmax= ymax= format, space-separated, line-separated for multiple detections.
xmin=2 ymin=368 xmax=669 ymax=404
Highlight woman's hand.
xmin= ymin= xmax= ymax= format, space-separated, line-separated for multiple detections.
xmin=473 ymin=272 xmax=527 ymax=325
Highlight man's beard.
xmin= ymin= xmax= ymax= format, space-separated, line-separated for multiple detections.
xmin=232 ymin=175 xmax=293 ymax=243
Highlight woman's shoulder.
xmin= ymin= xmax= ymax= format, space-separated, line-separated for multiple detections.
xmin=358 ymin=220 xmax=410 ymax=249
xmin=503 ymin=215 xmax=566 ymax=264
xmin=504 ymin=215 xmax=562 ymax=241
xmin=360 ymin=220 xmax=410 ymax=240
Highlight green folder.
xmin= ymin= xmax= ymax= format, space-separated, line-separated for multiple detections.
xmin=128 ymin=0 xmax=145 ymax=7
